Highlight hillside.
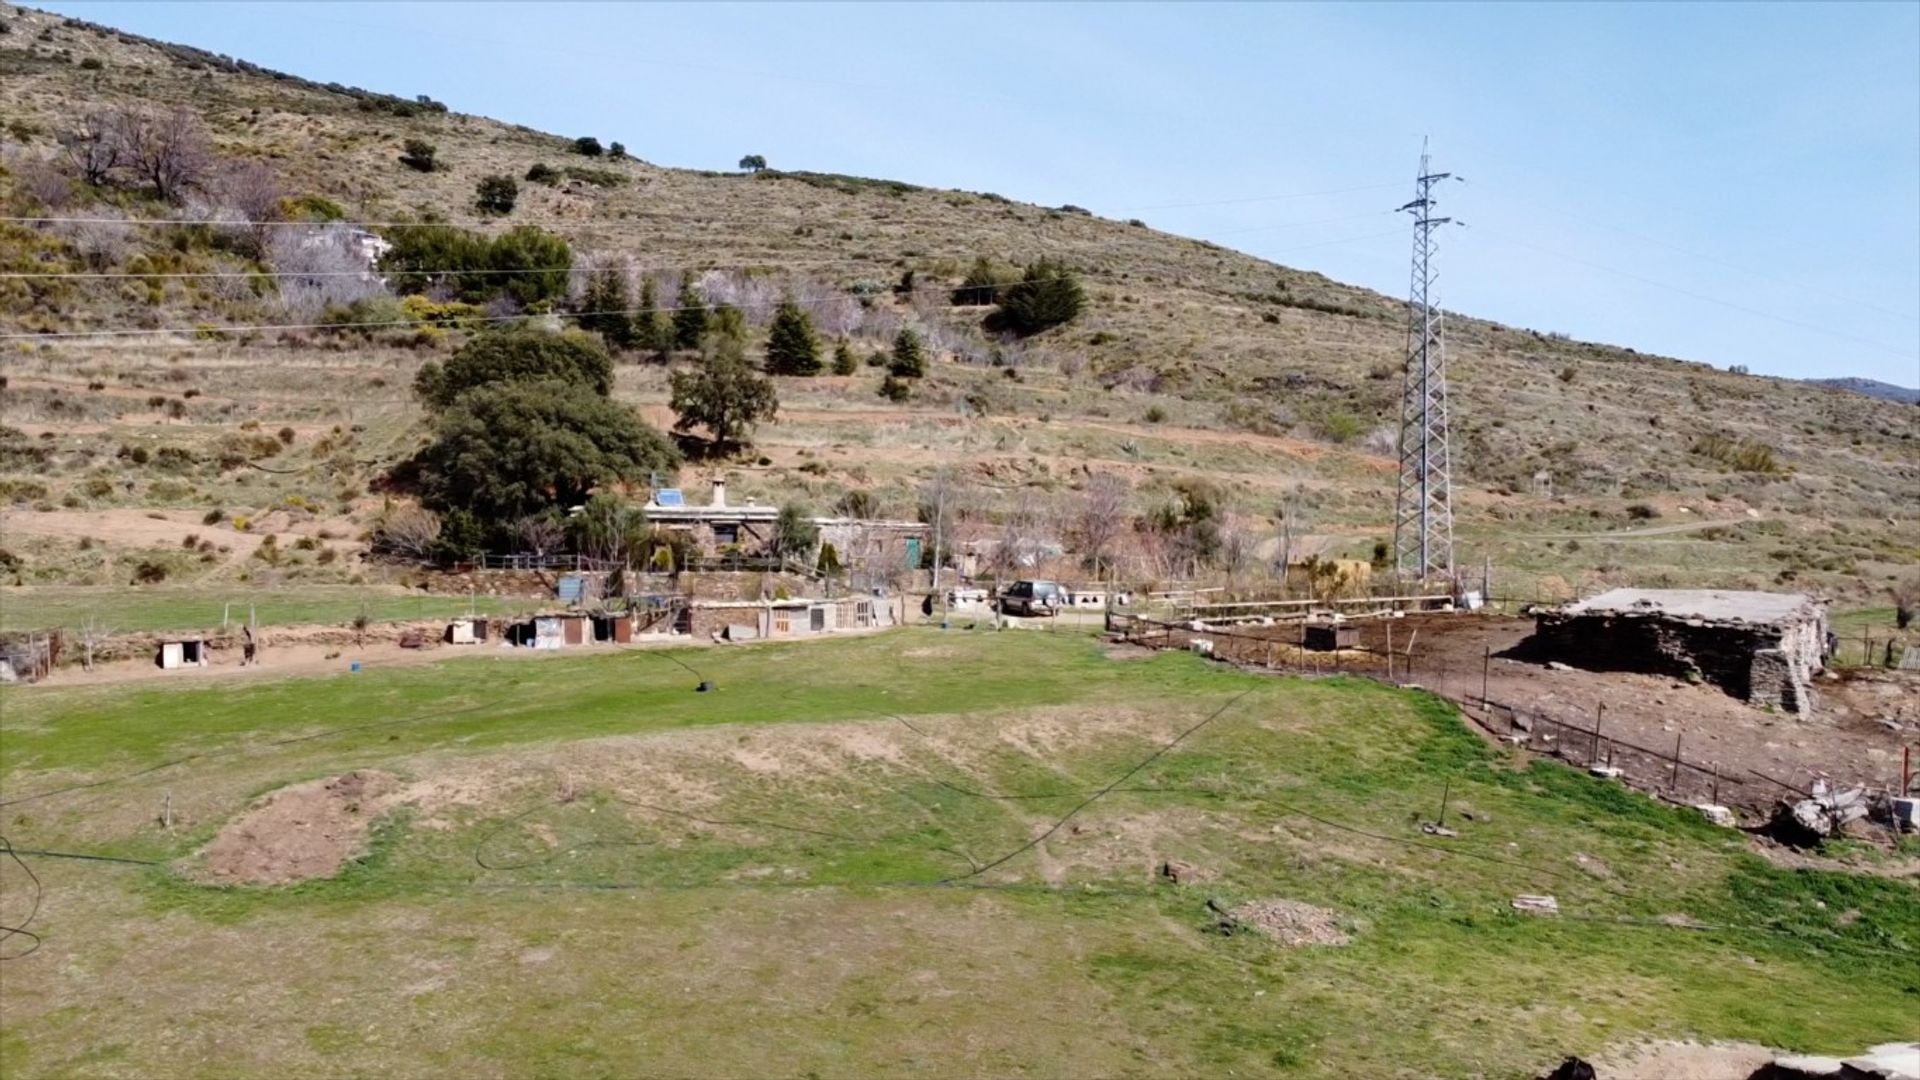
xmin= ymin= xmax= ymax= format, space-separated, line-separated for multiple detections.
xmin=1810 ymin=377 xmax=1920 ymax=405
xmin=2 ymin=2 xmax=1916 ymax=603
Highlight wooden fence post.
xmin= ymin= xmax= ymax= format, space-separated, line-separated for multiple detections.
xmin=1670 ymin=733 xmax=1684 ymax=794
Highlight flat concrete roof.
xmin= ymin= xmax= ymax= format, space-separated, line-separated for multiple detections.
xmin=1560 ymin=588 xmax=1820 ymax=626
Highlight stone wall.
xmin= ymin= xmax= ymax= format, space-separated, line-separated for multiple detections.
xmin=1533 ymin=611 xmax=1824 ymax=714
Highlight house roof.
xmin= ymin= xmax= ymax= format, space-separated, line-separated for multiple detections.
xmin=1559 ymin=588 xmax=1821 ymax=626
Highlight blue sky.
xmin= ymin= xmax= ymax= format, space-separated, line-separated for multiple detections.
xmin=44 ymin=1 xmax=1920 ymax=386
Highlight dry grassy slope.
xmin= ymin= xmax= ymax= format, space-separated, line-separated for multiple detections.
xmin=2 ymin=3 xmax=1917 ymax=600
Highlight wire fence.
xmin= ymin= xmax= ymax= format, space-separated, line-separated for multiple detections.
xmin=1107 ymin=611 xmax=1848 ymax=811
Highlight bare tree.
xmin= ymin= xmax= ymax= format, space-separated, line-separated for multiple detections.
xmin=513 ymin=513 xmax=565 ymax=559
xmin=60 ymin=110 xmax=126 ymax=186
xmin=213 ymin=159 xmax=284 ymax=256
xmin=369 ymin=504 xmax=441 ymax=561
xmin=65 ymin=205 xmax=131 ymax=270
xmin=918 ymin=467 xmax=973 ymax=615
xmin=79 ymin=614 xmax=112 ymax=672
xmin=268 ymin=224 xmax=388 ymax=317
xmin=1274 ymin=485 xmax=1307 ymax=594
xmin=1075 ymin=472 xmax=1131 ymax=578
xmin=19 ymin=158 xmax=75 ymax=209
xmin=122 ymin=107 xmax=212 ymax=203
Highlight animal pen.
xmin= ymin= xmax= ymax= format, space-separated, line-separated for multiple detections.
xmin=1106 ymin=609 xmax=1827 ymax=813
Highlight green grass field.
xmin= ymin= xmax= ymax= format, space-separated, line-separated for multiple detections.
xmin=0 ymin=585 xmax=543 ymax=634
xmin=1 ymin=630 xmax=1913 ymax=1078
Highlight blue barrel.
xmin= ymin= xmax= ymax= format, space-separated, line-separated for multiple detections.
xmin=350 ymin=660 xmax=362 ymax=673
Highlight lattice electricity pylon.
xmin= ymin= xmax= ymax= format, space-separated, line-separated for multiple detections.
xmin=1393 ymin=144 xmax=1462 ymax=585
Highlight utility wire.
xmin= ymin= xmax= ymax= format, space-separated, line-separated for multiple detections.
xmin=1474 ymin=227 xmax=1920 ymax=361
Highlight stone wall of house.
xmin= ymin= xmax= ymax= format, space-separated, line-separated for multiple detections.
xmin=1533 ymin=612 xmax=1823 ymax=714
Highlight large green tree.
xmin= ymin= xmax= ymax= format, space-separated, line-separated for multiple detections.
xmin=763 ymin=298 xmax=822 ymax=375
xmin=669 ymin=335 xmax=778 ymax=451
xmin=414 ymin=327 xmax=613 ymax=410
xmin=488 ymin=225 xmax=573 ymax=307
xmin=671 ymin=275 xmax=708 ymax=351
xmin=992 ymin=258 xmax=1084 ymax=335
xmin=417 ymin=379 xmax=679 ymax=524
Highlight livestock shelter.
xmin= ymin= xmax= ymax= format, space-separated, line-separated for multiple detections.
xmin=156 ymin=638 xmax=209 ymax=669
xmin=1533 ymin=589 xmax=1828 ymax=713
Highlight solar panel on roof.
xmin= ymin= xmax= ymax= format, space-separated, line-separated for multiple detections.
xmin=655 ymin=489 xmax=684 ymax=507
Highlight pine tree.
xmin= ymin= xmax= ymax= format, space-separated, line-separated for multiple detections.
xmin=635 ymin=277 xmax=669 ymax=353
xmin=764 ymin=299 xmax=822 ymax=376
xmin=831 ymin=338 xmax=858 ymax=375
xmin=671 ymin=276 xmax=708 ymax=351
xmin=888 ymin=328 xmax=928 ymax=378
xmin=993 ymin=258 xmax=1085 ymax=335
xmin=579 ymin=268 xmax=634 ymax=350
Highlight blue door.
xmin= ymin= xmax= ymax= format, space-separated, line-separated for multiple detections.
xmin=905 ymin=538 xmax=922 ymax=569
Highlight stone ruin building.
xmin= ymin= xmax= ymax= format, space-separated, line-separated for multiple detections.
xmin=1533 ymin=588 xmax=1828 ymax=714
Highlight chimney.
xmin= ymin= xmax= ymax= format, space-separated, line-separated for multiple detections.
xmin=711 ymin=478 xmax=727 ymax=508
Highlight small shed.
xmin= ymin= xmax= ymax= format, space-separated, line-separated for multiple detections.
xmin=446 ymin=619 xmax=479 ymax=645
xmin=506 ymin=616 xmax=569 ymax=649
xmin=157 ymin=638 xmax=209 ymax=669
xmin=1303 ymin=622 xmax=1359 ymax=652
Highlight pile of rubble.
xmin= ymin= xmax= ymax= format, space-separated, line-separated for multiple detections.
xmin=1767 ymin=781 xmax=1918 ymax=847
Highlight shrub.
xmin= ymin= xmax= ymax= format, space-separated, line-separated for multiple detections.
xmin=572 ymin=136 xmax=604 ymax=156
xmin=277 ymin=426 xmax=296 ymax=445
xmin=202 ymin=507 xmax=224 ymax=525
xmin=1316 ymin=409 xmax=1365 ymax=444
xmin=128 ymin=446 xmax=150 ymax=465
xmin=1625 ymin=503 xmax=1659 ymax=521
xmin=738 ymin=154 xmax=767 ymax=172
xmin=831 ymin=339 xmax=858 ymax=376
xmin=1692 ymin=432 xmax=1782 ymax=474
xmin=991 ymin=259 xmax=1084 ymax=335
xmin=475 ymin=174 xmax=518 ymax=214
xmin=878 ymin=373 xmax=912 ymax=401
xmin=132 ymin=559 xmax=169 ymax=584
xmin=608 ymin=141 xmax=627 ymax=158
xmin=1144 ymin=405 xmax=1167 ymax=424
xmin=525 ymin=162 xmax=559 ymax=185
xmin=399 ymin=138 xmax=437 ymax=172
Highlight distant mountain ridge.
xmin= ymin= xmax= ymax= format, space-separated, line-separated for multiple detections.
xmin=1807 ymin=378 xmax=1920 ymax=405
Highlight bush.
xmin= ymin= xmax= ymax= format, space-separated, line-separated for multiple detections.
xmin=1692 ymin=433 xmax=1783 ymax=474
xmin=475 ymin=174 xmax=518 ymax=214
xmin=831 ymin=339 xmax=858 ymax=376
xmin=525 ymin=162 xmax=559 ymax=185
xmin=991 ymin=259 xmax=1084 ymax=335
xmin=399 ymin=138 xmax=437 ymax=172
xmin=132 ymin=559 xmax=169 ymax=584
xmin=1144 ymin=405 xmax=1167 ymax=424
xmin=608 ymin=141 xmax=627 ymax=159
xmin=739 ymin=154 xmax=767 ymax=172
xmin=572 ymin=136 xmax=604 ymax=156
xmin=1625 ymin=503 xmax=1659 ymax=521
xmin=878 ymin=373 xmax=912 ymax=401
xmin=1316 ymin=409 xmax=1365 ymax=444
xmin=772 ymin=503 xmax=819 ymax=561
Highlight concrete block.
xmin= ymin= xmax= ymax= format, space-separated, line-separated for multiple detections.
xmin=1589 ymin=766 xmax=1624 ymax=780
xmin=1693 ymin=804 xmax=1737 ymax=828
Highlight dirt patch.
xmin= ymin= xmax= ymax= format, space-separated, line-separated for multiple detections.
xmin=1228 ymin=898 xmax=1351 ymax=947
xmin=1587 ymin=1039 xmax=1775 ymax=1079
xmin=195 ymin=770 xmax=400 ymax=885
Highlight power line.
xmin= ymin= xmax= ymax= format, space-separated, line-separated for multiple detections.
xmin=1110 ymin=181 xmax=1405 ymax=213
xmin=1480 ymin=186 xmax=1920 ymax=325
xmin=1475 ymin=227 xmax=1920 ymax=361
